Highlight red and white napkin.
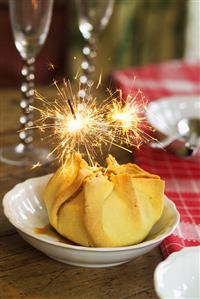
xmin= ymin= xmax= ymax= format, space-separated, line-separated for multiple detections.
xmin=134 ymin=146 xmax=200 ymax=257
xmin=112 ymin=60 xmax=200 ymax=102
xmin=112 ymin=60 xmax=200 ymax=257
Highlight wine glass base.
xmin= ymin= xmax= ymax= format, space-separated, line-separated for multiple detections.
xmin=0 ymin=144 xmax=54 ymax=167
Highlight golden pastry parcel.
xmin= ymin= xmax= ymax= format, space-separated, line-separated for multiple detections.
xmin=43 ymin=154 xmax=164 ymax=247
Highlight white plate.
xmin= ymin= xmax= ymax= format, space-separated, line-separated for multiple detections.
xmin=146 ymin=95 xmax=200 ymax=136
xmin=154 ymin=246 xmax=200 ymax=299
xmin=3 ymin=174 xmax=179 ymax=268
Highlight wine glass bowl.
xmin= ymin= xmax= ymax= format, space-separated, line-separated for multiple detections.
xmin=77 ymin=0 xmax=114 ymax=39
xmin=10 ymin=0 xmax=53 ymax=60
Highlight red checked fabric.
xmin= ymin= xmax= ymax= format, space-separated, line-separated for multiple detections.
xmin=134 ymin=147 xmax=200 ymax=257
xmin=112 ymin=60 xmax=200 ymax=257
xmin=112 ymin=60 xmax=200 ymax=101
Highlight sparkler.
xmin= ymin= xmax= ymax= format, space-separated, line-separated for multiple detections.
xmin=33 ymin=80 xmax=112 ymax=166
xmin=107 ymin=89 xmax=152 ymax=148
xmin=32 ymin=79 xmax=152 ymax=166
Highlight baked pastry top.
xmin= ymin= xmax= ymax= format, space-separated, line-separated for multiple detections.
xmin=43 ymin=154 xmax=164 ymax=247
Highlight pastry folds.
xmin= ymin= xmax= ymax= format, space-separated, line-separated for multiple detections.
xmin=43 ymin=154 xmax=164 ymax=247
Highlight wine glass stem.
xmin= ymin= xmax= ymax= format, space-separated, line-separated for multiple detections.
xmin=80 ymin=37 xmax=97 ymax=93
xmin=19 ymin=58 xmax=35 ymax=148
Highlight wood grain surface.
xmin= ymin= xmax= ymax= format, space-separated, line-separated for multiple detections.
xmin=0 ymin=88 xmax=162 ymax=299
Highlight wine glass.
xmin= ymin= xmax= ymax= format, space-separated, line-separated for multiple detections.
xmin=0 ymin=0 xmax=54 ymax=166
xmin=76 ymin=0 xmax=114 ymax=98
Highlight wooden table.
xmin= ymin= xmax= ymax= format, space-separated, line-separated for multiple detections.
xmin=0 ymin=87 xmax=162 ymax=299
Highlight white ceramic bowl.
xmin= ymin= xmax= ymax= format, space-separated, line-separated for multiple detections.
xmin=146 ymin=95 xmax=200 ymax=137
xmin=3 ymin=174 xmax=179 ymax=268
xmin=154 ymin=246 xmax=200 ymax=299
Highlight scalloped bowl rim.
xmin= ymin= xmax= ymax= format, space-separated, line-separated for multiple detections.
xmin=154 ymin=246 xmax=200 ymax=298
xmin=3 ymin=174 xmax=180 ymax=252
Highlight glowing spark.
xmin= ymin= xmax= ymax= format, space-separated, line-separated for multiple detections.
xmin=67 ymin=115 xmax=83 ymax=132
xmin=31 ymin=162 xmax=41 ymax=169
xmin=47 ymin=62 xmax=55 ymax=70
xmin=112 ymin=108 xmax=135 ymax=128
xmin=96 ymin=73 xmax=102 ymax=89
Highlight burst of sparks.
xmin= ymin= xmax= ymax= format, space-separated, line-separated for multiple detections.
xmin=107 ymin=89 xmax=153 ymax=148
xmin=32 ymin=80 xmax=153 ymax=166
xmin=33 ymin=80 xmax=112 ymax=166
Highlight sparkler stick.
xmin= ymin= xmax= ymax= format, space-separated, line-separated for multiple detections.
xmin=67 ymin=98 xmax=76 ymax=119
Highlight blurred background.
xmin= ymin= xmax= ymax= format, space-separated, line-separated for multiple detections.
xmin=0 ymin=0 xmax=199 ymax=88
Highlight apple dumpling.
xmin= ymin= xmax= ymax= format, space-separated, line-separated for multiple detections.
xmin=43 ymin=154 xmax=164 ymax=247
